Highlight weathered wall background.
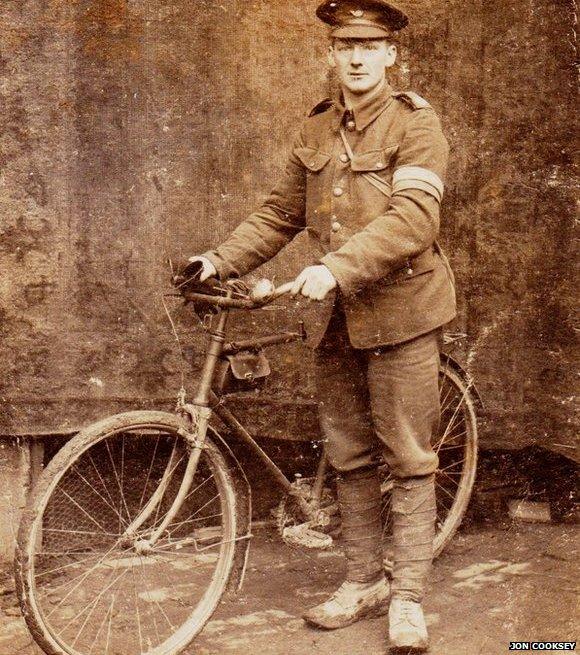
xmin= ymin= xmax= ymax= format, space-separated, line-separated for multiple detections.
xmin=0 ymin=0 xmax=577 ymax=459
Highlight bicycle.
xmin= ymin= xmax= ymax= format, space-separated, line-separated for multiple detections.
xmin=15 ymin=267 xmax=479 ymax=655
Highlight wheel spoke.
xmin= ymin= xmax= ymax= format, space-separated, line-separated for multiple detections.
xmin=439 ymin=385 xmax=456 ymax=415
xmin=160 ymin=472 xmax=216 ymax=533
xmin=87 ymin=589 xmax=114 ymax=655
xmin=71 ymin=465 xmax=129 ymax=528
xmin=436 ymin=413 xmax=465 ymax=453
xmin=38 ymin=551 xmax=123 ymax=596
xmin=43 ymin=528 xmax=121 ymax=537
xmin=160 ymin=492 xmax=220 ymax=539
xmin=435 ymin=482 xmax=457 ymax=503
xmin=120 ymin=434 xmax=126 ymax=521
xmin=44 ymin=540 xmax=122 ymax=617
xmin=437 ymin=471 xmax=461 ymax=490
xmin=137 ymin=434 xmax=161 ymax=511
xmin=88 ymin=453 xmax=125 ymax=526
xmin=105 ymin=590 xmax=116 ymax=655
xmin=439 ymin=415 xmax=467 ymax=442
xmin=68 ymin=568 xmax=128 ymax=647
xmin=137 ymin=554 xmax=175 ymax=632
xmin=440 ymin=458 xmax=466 ymax=472
xmin=130 ymin=562 xmax=144 ymax=654
xmin=437 ymin=443 xmax=467 ymax=453
xmin=440 ymin=387 xmax=472 ymax=442
xmin=36 ymin=551 xmax=108 ymax=580
xmin=105 ymin=440 xmax=132 ymax=525
xmin=381 ymin=503 xmax=392 ymax=539
xmin=57 ymin=488 xmax=110 ymax=535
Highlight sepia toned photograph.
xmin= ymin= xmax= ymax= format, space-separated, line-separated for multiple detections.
xmin=0 ymin=1 xmax=577 ymax=654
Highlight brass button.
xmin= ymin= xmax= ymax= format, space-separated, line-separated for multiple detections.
xmin=333 ymin=186 xmax=344 ymax=197
xmin=346 ymin=120 xmax=356 ymax=131
xmin=331 ymin=221 xmax=341 ymax=232
xmin=339 ymin=153 xmax=349 ymax=163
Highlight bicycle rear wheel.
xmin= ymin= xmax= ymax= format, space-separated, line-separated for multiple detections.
xmin=380 ymin=362 xmax=478 ymax=559
xmin=16 ymin=411 xmax=242 ymax=655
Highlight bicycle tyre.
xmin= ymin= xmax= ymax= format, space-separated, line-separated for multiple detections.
xmin=15 ymin=410 xmax=243 ymax=655
xmin=380 ymin=362 xmax=479 ymax=558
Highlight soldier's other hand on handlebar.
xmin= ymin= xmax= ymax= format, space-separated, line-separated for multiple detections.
xmin=291 ymin=265 xmax=337 ymax=301
xmin=187 ymin=256 xmax=217 ymax=282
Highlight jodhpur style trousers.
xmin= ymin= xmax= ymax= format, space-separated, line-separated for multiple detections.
xmin=316 ymin=303 xmax=440 ymax=478
xmin=315 ymin=303 xmax=440 ymax=600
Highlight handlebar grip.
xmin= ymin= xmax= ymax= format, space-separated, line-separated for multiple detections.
xmin=249 ymin=279 xmax=295 ymax=303
xmin=270 ymin=281 xmax=295 ymax=300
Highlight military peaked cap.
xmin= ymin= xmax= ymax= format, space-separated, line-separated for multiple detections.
xmin=316 ymin=0 xmax=408 ymax=38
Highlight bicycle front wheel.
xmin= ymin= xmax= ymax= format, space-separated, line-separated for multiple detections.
xmin=16 ymin=411 xmax=242 ymax=655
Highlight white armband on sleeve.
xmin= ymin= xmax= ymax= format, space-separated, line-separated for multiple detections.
xmin=392 ymin=166 xmax=444 ymax=203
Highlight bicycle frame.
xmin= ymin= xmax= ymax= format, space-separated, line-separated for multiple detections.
xmin=123 ymin=288 xmax=313 ymax=547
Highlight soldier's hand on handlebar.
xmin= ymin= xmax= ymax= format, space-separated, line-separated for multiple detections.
xmin=187 ymin=256 xmax=218 ymax=282
xmin=291 ymin=265 xmax=337 ymax=301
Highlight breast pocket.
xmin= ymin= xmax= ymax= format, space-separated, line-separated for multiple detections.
xmin=294 ymin=146 xmax=332 ymax=173
xmin=294 ymin=146 xmax=333 ymax=230
xmin=350 ymin=145 xmax=399 ymax=200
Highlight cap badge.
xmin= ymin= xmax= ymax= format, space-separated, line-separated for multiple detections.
xmin=350 ymin=9 xmax=364 ymax=17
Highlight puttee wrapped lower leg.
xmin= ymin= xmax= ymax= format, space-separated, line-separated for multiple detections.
xmin=391 ymin=474 xmax=436 ymax=603
xmin=336 ymin=467 xmax=384 ymax=584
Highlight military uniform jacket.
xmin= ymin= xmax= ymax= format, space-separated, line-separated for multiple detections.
xmin=203 ymin=82 xmax=456 ymax=349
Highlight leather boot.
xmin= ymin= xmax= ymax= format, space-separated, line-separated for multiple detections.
xmin=388 ymin=474 xmax=435 ymax=652
xmin=303 ymin=467 xmax=389 ymax=629
xmin=389 ymin=598 xmax=429 ymax=652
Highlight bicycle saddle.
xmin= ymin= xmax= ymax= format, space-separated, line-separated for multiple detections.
xmin=171 ymin=259 xmax=210 ymax=292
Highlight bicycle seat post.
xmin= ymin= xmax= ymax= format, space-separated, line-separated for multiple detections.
xmin=192 ymin=297 xmax=231 ymax=407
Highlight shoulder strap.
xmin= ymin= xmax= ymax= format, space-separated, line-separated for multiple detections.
xmin=309 ymin=98 xmax=334 ymax=117
xmin=392 ymin=91 xmax=431 ymax=110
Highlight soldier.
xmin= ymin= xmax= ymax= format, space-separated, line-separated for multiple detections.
xmin=188 ymin=0 xmax=456 ymax=651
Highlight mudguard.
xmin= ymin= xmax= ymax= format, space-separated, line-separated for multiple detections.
xmin=207 ymin=425 xmax=252 ymax=594
xmin=440 ymin=352 xmax=484 ymax=409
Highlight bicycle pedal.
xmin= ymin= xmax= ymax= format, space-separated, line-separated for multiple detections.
xmin=282 ymin=523 xmax=334 ymax=550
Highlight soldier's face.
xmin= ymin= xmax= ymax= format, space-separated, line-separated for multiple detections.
xmin=329 ymin=39 xmax=396 ymax=96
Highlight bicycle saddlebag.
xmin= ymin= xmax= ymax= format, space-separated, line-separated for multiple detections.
xmin=214 ymin=350 xmax=271 ymax=394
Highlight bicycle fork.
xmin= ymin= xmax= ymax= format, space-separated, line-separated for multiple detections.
xmin=122 ymin=302 xmax=232 ymax=552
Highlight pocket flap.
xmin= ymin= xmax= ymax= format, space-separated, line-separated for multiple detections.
xmin=226 ymin=351 xmax=271 ymax=381
xmin=350 ymin=145 xmax=398 ymax=172
xmin=294 ymin=147 xmax=332 ymax=172
xmin=381 ymin=248 xmax=435 ymax=286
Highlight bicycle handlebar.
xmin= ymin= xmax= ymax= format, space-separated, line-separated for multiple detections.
xmin=180 ymin=279 xmax=295 ymax=310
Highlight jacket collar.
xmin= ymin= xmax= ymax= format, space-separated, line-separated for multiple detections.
xmin=332 ymin=80 xmax=395 ymax=132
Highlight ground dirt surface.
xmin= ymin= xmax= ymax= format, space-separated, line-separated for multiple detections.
xmin=1 ymin=521 xmax=577 ymax=655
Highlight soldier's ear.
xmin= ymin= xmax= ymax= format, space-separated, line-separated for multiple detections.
xmin=327 ymin=44 xmax=337 ymax=68
xmin=385 ymin=44 xmax=397 ymax=68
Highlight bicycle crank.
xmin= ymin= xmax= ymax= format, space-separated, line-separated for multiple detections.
xmin=277 ymin=476 xmax=340 ymax=550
